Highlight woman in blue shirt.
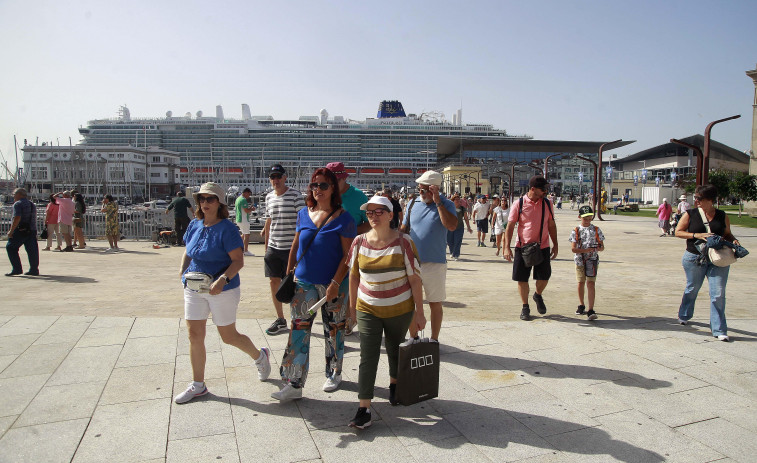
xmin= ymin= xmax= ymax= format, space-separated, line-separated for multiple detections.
xmin=272 ymin=168 xmax=356 ymax=401
xmin=174 ymin=182 xmax=271 ymax=404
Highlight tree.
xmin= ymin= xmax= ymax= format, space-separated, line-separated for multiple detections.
xmin=730 ymin=172 xmax=757 ymax=217
xmin=707 ymin=170 xmax=732 ymax=206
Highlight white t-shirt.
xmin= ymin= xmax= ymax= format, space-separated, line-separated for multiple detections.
xmin=493 ymin=206 xmax=509 ymax=229
xmin=472 ymin=202 xmax=489 ymax=221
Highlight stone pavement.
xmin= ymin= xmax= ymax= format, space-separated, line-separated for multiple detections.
xmin=1 ymin=209 xmax=756 ymax=462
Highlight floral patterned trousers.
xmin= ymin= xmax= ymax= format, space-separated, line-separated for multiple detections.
xmin=280 ymin=280 xmax=348 ymax=388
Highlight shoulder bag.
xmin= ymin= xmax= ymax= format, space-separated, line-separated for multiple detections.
xmin=276 ymin=208 xmax=338 ymax=303
xmin=399 ymin=199 xmax=416 ymax=234
xmin=697 ymin=208 xmax=736 ymax=267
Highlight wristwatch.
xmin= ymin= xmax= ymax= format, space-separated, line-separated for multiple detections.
xmin=221 ymin=274 xmax=230 ymax=284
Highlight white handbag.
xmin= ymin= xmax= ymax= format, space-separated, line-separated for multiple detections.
xmin=697 ymin=208 xmax=736 ymax=267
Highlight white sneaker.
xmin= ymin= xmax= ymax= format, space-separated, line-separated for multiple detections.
xmin=104 ymin=248 xmax=115 ymax=253
xmin=323 ymin=374 xmax=342 ymax=392
xmin=244 ymin=250 xmax=254 ymax=256
xmin=271 ymin=384 xmax=302 ymax=401
xmin=256 ymin=347 xmax=271 ymax=381
xmin=174 ymin=382 xmax=208 ymax=404
xmin=677 ymin=318 xmax=687 ymax=325
xmin=717 ymin=335 xmax=730 ymax=342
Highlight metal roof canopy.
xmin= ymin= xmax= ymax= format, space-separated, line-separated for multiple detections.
xmin=614 ymin=134 xmax=748 ymax=165
xmin=436 ymin=137 xmax=634 ymax=159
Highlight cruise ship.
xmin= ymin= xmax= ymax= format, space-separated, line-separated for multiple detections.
xmin=77 ymin=100 xmax=526 ymax=192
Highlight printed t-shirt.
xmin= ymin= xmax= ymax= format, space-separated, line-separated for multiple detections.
xmin=403 ymin=196 xmax=457 ymax=264
xmin=294 ymin=208 xmax=357 ymax=285
xmin=167 ymin=197 xmax=192 ymax=219
xmin=57 ymin=197 xmax=75 ymax=226
xmin=347 ymin=233 xmax=421 ymax=318
xmin=341 ymin=184 xmax=368 ymax=228
xmin=266 ymin=188 xmax=306 ymax=250
xmin=508 ymin=196 xmax=554 ymax=249
xmin=182 ymin=218 xmax=243 ymax=291
xmin=568 ymin=224 xmax=605 ymax=266
xmin=235 ymin=196 xmax=250 ymax=223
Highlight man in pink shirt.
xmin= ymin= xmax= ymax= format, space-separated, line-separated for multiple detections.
xmin=56 ymin=191 xmax=76 ymax=252
xmin=504 ymin=176 xmax=558 ymax=321
xmin=656 ymin=198 xmax=673 ymax=237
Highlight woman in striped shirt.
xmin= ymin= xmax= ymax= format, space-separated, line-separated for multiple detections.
xmin=346 ymin=196 xmax=425 ymax=429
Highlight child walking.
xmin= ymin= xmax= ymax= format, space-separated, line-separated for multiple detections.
xmin=568 ymin=206 xmax=605 ymax=320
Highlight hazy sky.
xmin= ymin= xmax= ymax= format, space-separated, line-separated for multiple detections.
xmin=1 ymin=0 xmax=755 ymax=174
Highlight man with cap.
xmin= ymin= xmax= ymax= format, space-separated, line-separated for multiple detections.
xmin=472 ymin=195 xmax=490 ymax=247
xmin=326 ymin=162 xmax=370 ymax=234
xmin=402 ymin=170 xmax=458 ymax=341
xmin=504 ymin=175 xmax=558 ymax=321
xmin=56 ymin=190 xmax=76 ymax=251
xmin=5 ymin=188 xmax=39 ymax=276
xmin=263 ymin=164 xmax=306 ymax=335
xmin=656 ymin=198 xmax=673 ymax=237
xmin=234 ymin=187 xmax=256 ymax=256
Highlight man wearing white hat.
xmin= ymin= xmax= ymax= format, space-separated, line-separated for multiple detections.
xmin=401 ymin=170 xmax=458 ymax=341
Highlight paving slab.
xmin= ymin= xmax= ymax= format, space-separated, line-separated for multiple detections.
xmin=14 ymin=380 xmax=105 ymax=427
xmin=166 ymin=433 xmax=240 ymax=463
xmin=0 ymin=341 xmax=74 ymax=378
xmin=0 ymin=316 xmax=58 ymax=337
xmin=75 ymin=324 xmax=132 ymax=348
xmin=47 ymin=344 xmax=122 ymax=385
xmin=0 ymin=373 xmax=50 ymax=417
xmin=100 ymin=362 xmax=175 ymax=405
xmin=0 ymin=418 xmax=90 ymax=463
xmin=115 ymin=335 xmax=177 ymax=368
xmin=0 ymin=333 xmax=41 ymax=356
xmin=677 ymin=418 xmax=757 ymax=462
xmin=32 ymin=315 xmax=94 ymax=346
xmin=169 ymin=378 xmax=234 ymax=440
xmin=129 ymin=317 xmax=179 ymax=339
xmin=310 ymin=420 xmax=413 ymax=463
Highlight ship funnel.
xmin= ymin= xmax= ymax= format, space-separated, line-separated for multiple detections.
xmin=216 ymin=105 xmax=224 ymax=120
xmin=320 ymin=109 xmax=328 ymax=125
xmin=241 ymin=104 xmax=252 ymax=120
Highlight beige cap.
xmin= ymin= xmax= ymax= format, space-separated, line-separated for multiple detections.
xmin=193 ymin=182 xmax=227 ymax=206
xmin=415 ymin=170 xmax=442 ymax=186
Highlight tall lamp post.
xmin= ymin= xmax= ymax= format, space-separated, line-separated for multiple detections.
xmin=596 ymin=139 xmax=622 ymax=221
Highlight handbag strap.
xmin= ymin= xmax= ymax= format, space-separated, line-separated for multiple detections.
xmin=697 ymin=207 xmax=712 ymax=234
xmin=403 ymin=198 xmax=416 ymax=231
xmin=293 ymin=208 xmax=339 ymax=270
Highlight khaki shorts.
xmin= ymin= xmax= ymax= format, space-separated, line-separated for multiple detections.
xmin=237 ymin=220 xmax=250 ymax=235
xmin=575 ymin=265 xmax=597 ymax=283
xmin=421 ymin=262 xmax=447 ymax=303
xmin=59 ymin=223 xmax=72 ymax=234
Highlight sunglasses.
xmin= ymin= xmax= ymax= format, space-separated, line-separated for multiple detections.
xmin=269 ymin=173 xmax=283 ymax=180
xmin=365 ymin=208 xmax=390 ymax=217
xmin=693 ymin=196 xmax=702 ymax=201
xmin=418 ymin=186 xmax=431 ymax=193
xmin=309 ymin=182 xmax=332 ymax=191
xmin=197 ymin=195 xmax=218 ymax=203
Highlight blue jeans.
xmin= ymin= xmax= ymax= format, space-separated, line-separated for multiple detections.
xmin=447 ymin=228 xmax=464 ymax=258
xmin=678 ymin=251 xmax=729 ymax=337
xmin=6 ymin=231 xmax=39 ymax=274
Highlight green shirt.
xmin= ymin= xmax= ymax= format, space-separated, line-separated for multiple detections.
xmin=235 ymin=195 xmax=250 ymax=223
xmin=341 ymin=184 xmax=368 ymax=227
xmin=167 ymin=197 xmax=192 ymax=219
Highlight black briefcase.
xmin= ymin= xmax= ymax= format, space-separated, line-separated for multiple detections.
xmin=396 ymin=337 xmax=440 ymax=406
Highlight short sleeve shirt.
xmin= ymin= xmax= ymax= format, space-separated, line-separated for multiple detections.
xmin=657 ymin=203 xmax=672 ymax=221
xmin=508 ymin=196 xmax=554 ymax=249
xmin=341 ymin=184 xmax=369 ymax=228
xmin=12 ymin=198 xmax=37 ymax=232
xmin=182 ymin=218 xmax=243 ymax=290
xmin=167 ymin=197 xmax=192 ymax=219
xmin=57 ymin=197 xmax=75 ymax=226
xmin=235 ymin=196 xmax=250 ymax=223
xmin=266 ymin=188 xmax=306 ymax=250
xmin=403 ymin=196 xmax=457 ymax=263
xmin=568 ymin=224 xmax=605 ymax=266
xmin=294 ymin=209 xmax=357 ymax=285
xmin=472 ymin=202 xmax=489 ymax=221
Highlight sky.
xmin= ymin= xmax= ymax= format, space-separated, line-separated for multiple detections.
xmin=1 ymin=0 xmax=756 ymax=175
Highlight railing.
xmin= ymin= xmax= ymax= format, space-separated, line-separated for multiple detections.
xmin=0 ymin=207 xmax=175 ymax=241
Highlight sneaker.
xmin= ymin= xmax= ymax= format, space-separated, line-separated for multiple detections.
xmin=389 ymin=383 xmax=399 ymax=406
xmin=23 ymin=271 xmax=39 ymax=276
xmin=533 ymin=293 xmax=547 ymax=315
xmin=63 ymin=246 xmax=74 ymax=252
xmin=323 ymin=373 xmax=342 ymax=392
xmin=104 ymin=248 xmax=115 ymax=253
xmin=586 ymin=309 xmax=598 ymax=320
xmin=677 ymin=318 xmax=687 ymax=325
xmin=174 ymin=382 xmax=208 ymax=404
xmin=520 ymin=305 xmax=531 ymax=321
xmin=255 ymin=347 xmax=271 ymax=381
xmin=349 ymin=407 xmax=372 ymax=429
xmin=576 ymin=305 xmax=586 ymax=315
xmin=244 ymin=250 xmax=254 ymax=256
xmin=271 ymin=384 xmax=302 ymax=401
xmin=266 ymin=318 xmax=288 ymax=335
xmin=717 ymin=335 xmax=730 ymax=342
xmin=452 ymin=257 xmax=459 ymax=261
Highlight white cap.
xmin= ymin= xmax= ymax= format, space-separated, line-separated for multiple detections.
xmin=662 ymin=198 xmax=668 ymax=202
xmin=415 ymin=170 xmax=442 ymax=186
xmin=679 ymin=195 xmax=687 ymax=200
xmin=360 ymin=195 xmax=394 ymax=211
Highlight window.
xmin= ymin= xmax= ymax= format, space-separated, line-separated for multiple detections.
xmin=151 ymin=172 xmax=161 ymax=178
xmin=152 ymin=156 xmax=161 ymax=163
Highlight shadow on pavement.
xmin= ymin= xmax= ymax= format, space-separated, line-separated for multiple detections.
xmin=18 ymin=274 xmax=97 ymax=283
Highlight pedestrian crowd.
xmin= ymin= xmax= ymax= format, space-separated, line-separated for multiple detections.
xmin=4 ymin=163 xmax=747 ymax=430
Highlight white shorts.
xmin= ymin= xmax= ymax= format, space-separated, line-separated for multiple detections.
xmin=494 ymin=226 xmax=504 ymax=235
xmin=421 ymin=262 xmax=447 ymax=303
xmin=183 ymin=286 xmax=240 ymax=326
xmin=237 ymin=220 xmax=250 ymax=235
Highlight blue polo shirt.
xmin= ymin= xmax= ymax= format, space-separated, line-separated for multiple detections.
xmin=403 ymin=196 xmax=457 ymax=264
xmin=182 ymin=218 xmax=243 ymax=290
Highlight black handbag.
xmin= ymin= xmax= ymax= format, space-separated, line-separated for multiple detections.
xmin=40 ymin=228 xmax=48 ymax=240
xmin=396 ymin=337 xmax=440 ymax=406
xmin=275 ymin=208 xmax=338 ymax=303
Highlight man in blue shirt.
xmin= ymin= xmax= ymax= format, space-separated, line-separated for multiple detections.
xmin=5 ymin=188 xmax=39 ymax=276
xmin=402 ymin=170 xmax=458 ymax=341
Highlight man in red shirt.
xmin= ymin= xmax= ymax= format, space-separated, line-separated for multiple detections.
xmin=504 ymin=176 xmax=559 ymax=321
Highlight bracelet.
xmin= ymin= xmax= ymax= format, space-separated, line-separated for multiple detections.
xmin=331 ymin=278 xmax=339 ymax=286
xmin=692 ymin=233 xmax=695 ymax=239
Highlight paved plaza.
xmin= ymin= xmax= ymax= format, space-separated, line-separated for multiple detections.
xmin=1 ymin=208 xmax=756 ymax=462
